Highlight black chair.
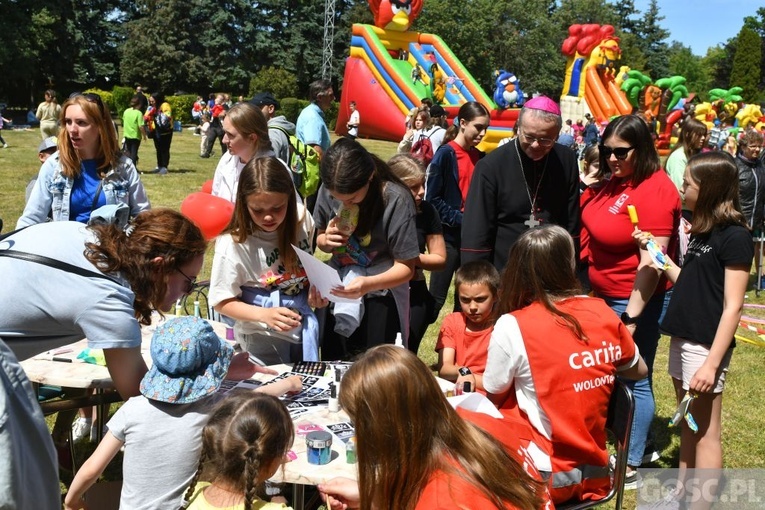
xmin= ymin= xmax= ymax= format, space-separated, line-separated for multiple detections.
xmin=557 ymin=378 xmax=635 ymax=510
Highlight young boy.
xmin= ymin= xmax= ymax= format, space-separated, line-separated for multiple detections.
xmin=435 ymin=260 xmax=500 ymax=394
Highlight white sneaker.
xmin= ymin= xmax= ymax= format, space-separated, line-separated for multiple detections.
xmin=3 ymin=144 xmax=7 ymax=148
xmin=71 ymin=418 xmax=92 ymax=442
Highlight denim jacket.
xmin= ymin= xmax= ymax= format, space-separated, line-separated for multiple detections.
xmin=425 ymin=143 xmax=462 ymax=227
xmin=17 ymin=152 xmax=150 ymax=228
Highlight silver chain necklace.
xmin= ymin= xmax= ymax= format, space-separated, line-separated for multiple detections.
xmin=514 ymin=138 xmax=549 ymax=228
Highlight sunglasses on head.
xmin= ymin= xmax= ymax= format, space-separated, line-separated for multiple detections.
xmin=599 ymin=145 xmax=635 ymax=160
xmin=69 ymin=92 xmax=105 ymax=116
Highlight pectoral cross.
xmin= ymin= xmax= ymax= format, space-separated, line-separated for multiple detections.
xmin=524 ymin=213 xmax=540 ymax=228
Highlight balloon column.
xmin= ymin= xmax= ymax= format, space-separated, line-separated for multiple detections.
xmin=180 ymin=192 xmax=234 ymax=240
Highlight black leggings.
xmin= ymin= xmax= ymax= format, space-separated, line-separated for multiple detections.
xmin=153 ymin=133 xmax=172 ymax=168
xmin=321 ymin=294 xmax=400 ymax=360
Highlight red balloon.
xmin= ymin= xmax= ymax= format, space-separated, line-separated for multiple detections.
xmin=201 ymin=179 xmax=213 ymax=194
xmin=180 ymin=192 xmax=234 ymax=240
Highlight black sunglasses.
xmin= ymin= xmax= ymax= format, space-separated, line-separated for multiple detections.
xmin=69 ymin=92 xmax=105 ymax=116
xmin=599 ymin=145 xmax=635 ymax=160
xmin=176 ymin=267 xmax=197 ymax=294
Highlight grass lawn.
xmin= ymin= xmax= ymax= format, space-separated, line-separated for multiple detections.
xmin=3 ymin=127 xmax=765 ymax=508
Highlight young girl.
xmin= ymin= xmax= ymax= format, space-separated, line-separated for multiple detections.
xmin=483 ymin=225 xmax=646 ymax=504
xmin=425 ymin=101 xmax=490 ymax=320
xmin=315 ymin=138 xmax=419 ymax=358
xmin=209 ymin=156 xmax=324 ymax=364
xmin=199 ymin=112 xmax=211 ymax=156
xmin=211 ymin=102 xmax=275 ymax=204
xmin=319 ymin=345 xmax=548 ymax=510
xmin=183 ymin=392 xmax=295 ymax=510
xmin=635 ymin=152 xmax=753 ymax=507
xmin=387 ymin=154 xmax=446 ymax=354
xmin=665 ymin=118 xmax=707 ymax=195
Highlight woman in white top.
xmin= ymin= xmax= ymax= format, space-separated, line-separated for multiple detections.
xmin=211 ymin=102 xmax=276 ymax=203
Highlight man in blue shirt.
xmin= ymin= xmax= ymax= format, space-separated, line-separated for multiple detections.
xmin=296 ymin=79 xmax=333 ymax=211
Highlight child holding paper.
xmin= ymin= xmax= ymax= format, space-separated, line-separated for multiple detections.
xmin=314 ymin=138 xmax=419 ymax=358
xmin=209 ymin=156 xmax=326 ymax=364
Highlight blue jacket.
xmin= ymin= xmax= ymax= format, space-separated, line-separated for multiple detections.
xmin=425 ymin=144 xmax=462 ymax=228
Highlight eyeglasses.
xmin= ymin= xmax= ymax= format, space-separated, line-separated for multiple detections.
xmin=69 ymin=92 xmax=105 ymax=116
xmin=599 ymin=145 xmax=635 ymax=160
xmin=520 ymin=131 xmax=556 ymax=148
xmin=176 ymin=267 xmax=197 ymax=294
xmin=744 ymin=144 xmax=763 ymax=150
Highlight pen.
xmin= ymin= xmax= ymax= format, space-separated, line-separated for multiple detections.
xmin=52 ymin=357 xmax=73 ymax=363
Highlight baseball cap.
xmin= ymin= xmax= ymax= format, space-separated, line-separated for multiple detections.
xmin=430 ymin=104 xmax=446 ymax=118
xmin=38 ymin=136 xmax=57 ymax=153
xmin=139 ymin=316 xmax=233 ymax=404
xmin=250 ymin=92 xmax=280 ymax=109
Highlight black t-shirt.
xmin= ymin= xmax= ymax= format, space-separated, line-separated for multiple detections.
xmin=661 ymin=224 xmax=753 ymax=347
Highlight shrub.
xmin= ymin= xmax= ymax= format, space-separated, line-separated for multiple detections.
xmin=249 ymin=67 xmax=298 ymax=100
xmin=111 ymin=86 xmax=135 ymax=118
xmin=167 ymin=94 xmax=197 ymax=124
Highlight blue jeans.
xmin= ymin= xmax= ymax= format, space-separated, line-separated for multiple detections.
xmin=603 ymin=290 xmax=671 ymax=467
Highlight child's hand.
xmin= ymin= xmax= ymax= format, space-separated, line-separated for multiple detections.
xmin=261 ymin=307 xmax=301 ymax=332
xmin=689 ymin=362 xmax=718 ymax=394
xmin=308 ymin=286 xmax=329 ymax=309
xmin=227 ymin=352 xmax=278 ymax=380
xmin=631 ymin=227 xmax=654 ymax=249
xmin=283 ymin=375 xmax=304 ymax=394
xmin=63 ymin=495 xmax=87 ymax=510
xmin=323 ymin=220 xmax=349 ymax=249
xmin=319 ymin=477 xmax=361 ymax=510
xmin=330 ymin=277 xmax=368 ymax=300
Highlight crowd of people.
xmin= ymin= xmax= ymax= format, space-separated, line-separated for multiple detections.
xmin=1 ymin=81 xmax=764 ymax=510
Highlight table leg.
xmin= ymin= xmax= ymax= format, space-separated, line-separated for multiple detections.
xmin=291 ymin=484 xmax=305 ymax=509
xmin=96 ymin=388 xmax=108 ymax=443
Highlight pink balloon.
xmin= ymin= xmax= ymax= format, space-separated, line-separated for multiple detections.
xmin=201 ymin=179 xmax=213 ymax=194
xmin=180 ymin=192 xmax=234 ymax=240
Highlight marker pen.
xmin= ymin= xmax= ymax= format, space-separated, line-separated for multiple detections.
xmin=328 ymin=382 xmax=340 ymax=412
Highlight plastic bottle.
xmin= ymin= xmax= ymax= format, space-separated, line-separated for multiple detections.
xmin=193 ymin=300 xmax=201 ymax=318
xmin=346 ymin=436 xmax=357 ymax=464
xmin=394 ymin=332 xmax=404 ymax=348
xmin=328 ymin=382 xmax=340 ymax=412
xmin=174 ymin=299 xmax=182 ymax=316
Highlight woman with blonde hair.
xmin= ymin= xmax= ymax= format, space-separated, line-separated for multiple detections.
xmin=211 ymin=102 xmax=275 ymax=203
xmin=36 ymin=89 xmax=61 ymax=139
xmin=319 ymin=345 xmax=548 ymax=510
xmin=665 ymin=118 xmax=707 ymax=194
xmin=18 ymin=93 xmax=149 ymax=228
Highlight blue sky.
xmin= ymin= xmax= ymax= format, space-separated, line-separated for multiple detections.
xmin=633 ymin=0 xmax=761 ymax=55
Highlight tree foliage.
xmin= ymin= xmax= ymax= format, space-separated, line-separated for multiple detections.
xmin=729 ymin=27 xmax=762 ymax=103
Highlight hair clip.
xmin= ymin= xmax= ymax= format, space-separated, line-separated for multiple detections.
xmin=124 ymin=224 xmax=135 ymax=238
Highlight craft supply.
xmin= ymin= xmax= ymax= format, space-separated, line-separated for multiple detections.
xmin=175 ymin=299 xmax=182 ymax=316
xmin=346 ymin=436 xmax=357 ymax=464
xmin=225 ymin=326 xmax=235 ymax=341
xmin=52 ymin=357 xmax=72 ymax=363
xmin=328 ymin=382 xmax=340 ymax=412
xmin=394 ymin=332 xmax=404 ymax=348
xmin=306 ymin=431 xmax=333 ymax=465
xmin=292 ymin=361 xmax=328 ymax=376
xmin=669 ymin=393 xmax=698 ymax=433
xmin=193 ymin=300 xmax=201 ymax=318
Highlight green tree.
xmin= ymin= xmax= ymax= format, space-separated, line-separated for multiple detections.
xmin=610 ymin=0 xmax=639 ymax=34
xmin=667 ymin=42 xmax=710 ymax=99
xmin=634 ymin=0 xmax=669 ymax=79
xmin=249 ymin=67 xmax=299 ymax=99
xmin=729 ymin=26 xmax=762 ymax=103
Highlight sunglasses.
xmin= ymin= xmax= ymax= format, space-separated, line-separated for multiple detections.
xmin=69 ymin=92 xmax=105 ymax=116
xmin=176 ymin=267 xmax=197 ymax=295
xmin=599 ymin=145 xmax=635 ymax=160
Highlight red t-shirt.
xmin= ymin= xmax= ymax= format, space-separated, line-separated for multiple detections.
xmin=435 ymin=312 xmax=492 ymax=378
xmin=449 ymin=141 xmax=481 ymax=210
xmin=211 ymin=104 xmax=225 ymax=118
xmin=581 ymin=170 xmax=680 ymax=297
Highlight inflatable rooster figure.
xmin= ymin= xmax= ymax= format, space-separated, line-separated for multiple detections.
xmin=369 ymin=0 xmax=424 ymax=31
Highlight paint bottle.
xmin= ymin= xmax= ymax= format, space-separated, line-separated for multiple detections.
xmin=346 ymin=436 xmax=357 ymax=464
xmin=394 ymin=332 xmax=404 ymax=348
xmin=328 ymin=382 xmax=340 ymax=413
xmin=306 ymin=431 xmax=333 ymax=465
xmin=225 ymin=326 xmax=235 ymax=341
xmin=193 ymin=300 xmax=201 ymax=318
xmin=174 ymin=299 xmax=182 ymax=316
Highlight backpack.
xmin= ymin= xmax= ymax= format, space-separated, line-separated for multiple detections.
xmin=155 ymin=110 xmax=173 ymax=134
xmin=411 ymin=130 xmax=437 ymax=167
xmin=272 ymin=126 xmax=321 ymax=198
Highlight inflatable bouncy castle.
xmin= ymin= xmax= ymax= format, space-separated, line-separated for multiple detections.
xmin=559 ymin=24 xmax=632 ymax=124
xmin=336 ymin=0 xmax=520 ymax=151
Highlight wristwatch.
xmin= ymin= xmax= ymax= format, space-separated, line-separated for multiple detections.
xmin=620 ymin=312 xmax=640 ymax=326
xmin=458 ymin=367 xmax=472 ymax=376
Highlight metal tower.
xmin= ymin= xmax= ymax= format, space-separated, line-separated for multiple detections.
xmin=322 ymin=0 xmax=336 ymax=81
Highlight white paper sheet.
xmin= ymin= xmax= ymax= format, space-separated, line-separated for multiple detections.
xmin=292 ymin=245 xmax=361 ymax=304
xmin=447 ymin=392 xmax=503 ymax=419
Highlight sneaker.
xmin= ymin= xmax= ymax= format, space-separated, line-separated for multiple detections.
xmin=71 ymin=417 xmax=92 ymax=442
xmin=199 ymin=153 xmax=210 ymax=158
xmin=2 ymin=144 xmax=7 ymax=148
xmin=642 ymin=449 xmax=661 ymax=464
xmin=158 ymin=167 xmax=168 ymax=175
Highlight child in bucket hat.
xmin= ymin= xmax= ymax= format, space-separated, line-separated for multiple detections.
xmin=64 ymin=317 xmax=301 ymax=510
xmin=140 ymin=316 xmax=233 ymax=403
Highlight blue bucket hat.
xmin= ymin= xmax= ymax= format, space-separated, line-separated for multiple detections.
xmin=140 ymin=316 xmax=233 ymax=404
